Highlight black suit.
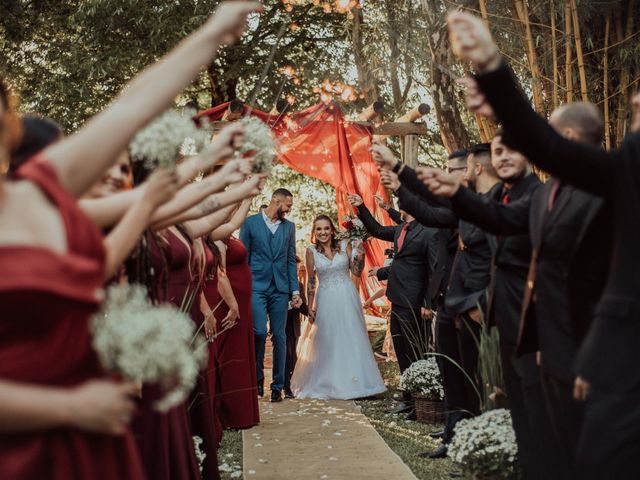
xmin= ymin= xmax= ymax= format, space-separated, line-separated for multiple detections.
xmin=283 ymin=291 xmax=309 ymax=392
xmin=452 ymin=174 xmax=561 ymax=480
xmin=356 ymin=204 xmax=436 ymax=375
xmin=477 ymin=61 xmax=635 ymax=478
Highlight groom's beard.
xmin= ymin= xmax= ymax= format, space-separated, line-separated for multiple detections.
xmin=276 ymin=207 xmax=286 ymax=221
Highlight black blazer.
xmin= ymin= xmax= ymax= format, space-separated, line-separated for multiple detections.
xmin=477 ymin=62 xmax=636 ymax=391
xmin=394 ymin=178 xmax=492 ymax=316
xmin=356 ymin=204 xmax=436 ymax=309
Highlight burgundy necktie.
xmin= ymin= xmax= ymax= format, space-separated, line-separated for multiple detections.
xmin=547 ymin=179 xmax=561 ymax=211
xmin=397 ymin=222 xmax=410 ymax=251
xmin=502 ymin=192 xmax=510 ymax=205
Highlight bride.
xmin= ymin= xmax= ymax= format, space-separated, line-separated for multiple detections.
xmin=291 ymin=214 xmax=386 ymax=400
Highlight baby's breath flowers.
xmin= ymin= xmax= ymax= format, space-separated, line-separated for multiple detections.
xmin=130 ymin=109 xmax=211 ymax=170
xmin=399 ymin=358 xmax=444 ymax=400
xmin=91 ymin=284 xmax=208 ymax=412
xmin=448 ymin=408 xmax=519 ymax=479
xmin=240 ymin=117 xmax=277 ymax=173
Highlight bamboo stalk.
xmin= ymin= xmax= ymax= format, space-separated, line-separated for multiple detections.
xmin=478 ymin=0 xmax=490 ymax=28
xmin=551 ymin=0 xmax=559 ymax=109
xmin=514 ymin=0 xmax=544 ymax=112
xmin=569 ymin=0 xmax=588 ymax=101
xmin=603 ymin=15 xmax=611 ymax=149
xmin=614 ymin=0 xmax=636 ymax=145
xmin=564 ymin=0 xmax=574 ymax=103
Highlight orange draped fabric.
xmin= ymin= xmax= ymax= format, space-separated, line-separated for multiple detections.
xmin=197 ymin=102 xmax=393 ymax=304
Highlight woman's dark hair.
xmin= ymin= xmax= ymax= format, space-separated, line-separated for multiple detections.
xmin=311 ymin=214 xmax=339 ymax=253
xmin=10 ymin=115 xmax=62 ymax=173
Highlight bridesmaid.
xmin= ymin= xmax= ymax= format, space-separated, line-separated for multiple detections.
xmin=212 ymin=200 xmax=260 ymax=430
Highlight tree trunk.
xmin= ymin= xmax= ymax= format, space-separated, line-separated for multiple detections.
xmin=551 ymin=0 xmax=560 ymax=109
xmin=564 ymin=0 xmax=574 ymax=103
xmin=513 ymin=0 xmax=545 ymax=113
xmin=352 ymin=7 xmax=379 ymax=104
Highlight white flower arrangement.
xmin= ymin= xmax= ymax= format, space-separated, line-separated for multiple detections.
xmin=448 ymin=408 xmax=519 ymax=479
xmin=91 ymin=284 xmax=208 ymax=412
xmin=130 ymin=108 xmax=211 ymax=170
xmin=240 ymin=116 xmax=277 ymax=173
xmin=193 ymin=436 xmax=207 ymax=473
xmin=399 ymin=358 xmax=444 ymax=400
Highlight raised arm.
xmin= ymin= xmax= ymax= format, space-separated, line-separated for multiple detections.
xmin=396 ymin=185 xmax=458 ymax=228
xmin=347 ymin=240 xmax=366 ymax=277
xmin=348 ymin=194 xmax=396 ymax=242
xmin=375 ymin=194 xmax=402 ymax=224
xmin=44 ymin=2 xmax=262 ymax=198
xmin=448 ymin=11 xmax=614 ymax=197
xmin=210 ymin=198 xmax=253 ymax=241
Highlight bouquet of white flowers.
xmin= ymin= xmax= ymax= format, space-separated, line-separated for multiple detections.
xmin=448 ymin=408 xmax=519 ymax=479
xmin=336 ymin=215 xmax=370 ymax=242
xmin=399 ymin=358 xmax=444 ymax=400
xmin=91 ymin=284 xmax=208 ymax=412
xmin=240 ymin=117 xmax=277 ymax=173
xmin=130 ymin=108 xmax=211 ymax=170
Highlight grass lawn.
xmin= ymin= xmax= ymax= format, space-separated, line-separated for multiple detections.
xmin=217 ymin=361 xmax=457 ymax=479
xmin=355 ymin=361 xmax=457 ymax=480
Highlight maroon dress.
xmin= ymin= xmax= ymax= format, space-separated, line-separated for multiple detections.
xmin=132 ymin=229 xmax=201 ymax=480
xmin=213 ymin=237 xmax=260 ymax=429
xmin=187 ymin=238 xmax=220 ymax=480
xmin=0 ymin=158 xmax=145 ymax=480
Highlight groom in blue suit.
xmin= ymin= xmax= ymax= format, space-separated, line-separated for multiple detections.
xmin=240 ymin=188 xmax=300 ymax=402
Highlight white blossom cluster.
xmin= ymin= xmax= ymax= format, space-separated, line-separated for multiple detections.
xmin=91 ymin=284 xmax=208 ymax=412
xmin=240 ymin=117 xmax=277 ymax=173
xmin=130 ymin=109 xmax=210 ymax=170
xmin=399 ymin=358 xmax=444 ymax=400
xmin=448 ymin=408 xmax=519 ymax=479
xmin=193 ymin=436 xmax=207 ymax=473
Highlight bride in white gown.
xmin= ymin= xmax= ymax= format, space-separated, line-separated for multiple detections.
xmin=291 ymin=215 xmax=386 ymax=400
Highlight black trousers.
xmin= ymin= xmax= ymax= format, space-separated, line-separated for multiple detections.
xmin=540 ymin=372 xmax=584 ymax=478
xmin=436 ymin=309 xmax=475 ymax=443
xmin=578 ymin=385 xmax=640 ymax=480
xmin=390 ymin=304 xmax=425 ymax=376
xmin=501 ymin=347 xmax=561 ymax=480
xmin=283 ymin=315 xmax=299 ymax=391
xmin=457 ymin=312 xmax=482 ymax=417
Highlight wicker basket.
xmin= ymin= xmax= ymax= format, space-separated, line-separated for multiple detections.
xmin=414 ymin=395 xmax=445 ymax=424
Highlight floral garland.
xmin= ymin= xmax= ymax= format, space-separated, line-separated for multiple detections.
xmin=448 ymin=408 xmax=519 ymax=479
xmin=399 ymin=358 xmax=444 ymax=400
xmin=91 ymin=284 xmax=208 ymax=412
xmin=240 ymin=116 xmax=277 ymax=173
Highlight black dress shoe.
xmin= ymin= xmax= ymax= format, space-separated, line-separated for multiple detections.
xmin=257 ymin=381 xmax=264 ymax=398
xmin=418 ymin=444 xmax=448 ymax=459
xmin=430 ymin=430 xmax=445 ymax=439
xmin=270 ymin=390 xmax=283 ymax=403
xmin=406 ymin=409 xmax=417 ymax=421
xmin=284 ymin=388 xmax=295 ymax=399
xmin=387 ymin=402 xmax=413 ymax=414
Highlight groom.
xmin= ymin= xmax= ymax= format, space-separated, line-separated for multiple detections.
xmin=240 ymin=188 xmax=300 ymax=403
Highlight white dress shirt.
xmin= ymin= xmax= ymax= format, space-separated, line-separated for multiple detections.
xmin=261 ymin=210 xmax=282 ymax=234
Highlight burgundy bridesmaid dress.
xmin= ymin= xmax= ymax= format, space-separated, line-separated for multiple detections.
xmin=187 ymin=238 xmax=220 ymax=480
xmin=0 ymin=158 xmax=145 ymax=480
xmin=132 ymin=228 xmax=202 ymax=480
xmin=213 ymin=237 xmax=260 ymax=429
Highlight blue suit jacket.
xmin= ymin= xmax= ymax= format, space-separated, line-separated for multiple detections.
xmin=239 ymin=213 xmax=300 ymax=294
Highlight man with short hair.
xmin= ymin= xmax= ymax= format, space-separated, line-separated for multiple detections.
xmin=240 ymin=188 xmax=300 ymax=402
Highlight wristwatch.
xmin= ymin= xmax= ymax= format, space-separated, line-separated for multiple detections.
xmin=392 ymin=162 xmax=402 ymax=173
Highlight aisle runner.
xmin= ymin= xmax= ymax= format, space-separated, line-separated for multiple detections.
xmin=243 ymin=398 xmax=418 ymax=480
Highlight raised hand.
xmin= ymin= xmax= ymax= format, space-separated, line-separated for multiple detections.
xmin=416 ymin=167 xmax=462 ymax=197
xmin=220 ymin=158 xmax=251 ymax=185
xmin=447 ymin=11 xmax=500 ymax=72
xmin=375 ymin=194 xmax=390 ymax=210
xmin=457 ymin=77 xmax=495 ymax=119
xmin=201 ymin=122 xmax=246 ymax=169
xmin=142 ymin=169 xmax=179 ymax=210
xmin=67 ymin=380 xmax=138 ymax=435
xmin=370 ymin=143 xmax=399 ymax=171
xmin=368 ymin=267 xmax=379 ymax=278
xmin=380 ymin=169 xmax=400 ymax=191
xmin=203 ymin=1 xmax=264 ymax=45
xmin=347 ymin=193 xmax=364 ymax=207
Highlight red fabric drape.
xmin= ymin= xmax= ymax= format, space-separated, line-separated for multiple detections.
xmin=197 ymin=102 xmax=392 ymax=305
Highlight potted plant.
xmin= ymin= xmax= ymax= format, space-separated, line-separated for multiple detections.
xmin=448 ymin=408 xmax=520 ymax=480
xmin=399 ymin=358 xmax=445 ymax=423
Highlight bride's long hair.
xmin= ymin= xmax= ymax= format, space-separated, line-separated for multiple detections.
xmin=311 ymin=214 xmax=339 ymax=253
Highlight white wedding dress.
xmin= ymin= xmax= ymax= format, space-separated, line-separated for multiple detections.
xmin=291 ymin=241 xmax=386 ymax=400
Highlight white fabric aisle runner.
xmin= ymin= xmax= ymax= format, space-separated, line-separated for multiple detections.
xmin=242 ymin=398 xmax=418 ymax=480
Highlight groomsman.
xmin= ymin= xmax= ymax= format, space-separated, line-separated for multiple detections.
xmin=348 ymin=194 xmax=436 ymax=410
xmin=426 ymin=86 xmax=612 ymax=479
